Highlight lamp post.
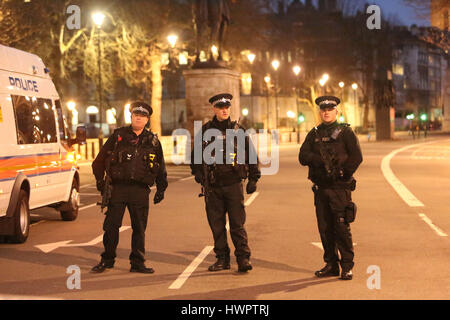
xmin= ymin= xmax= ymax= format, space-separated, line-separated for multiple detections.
xmin=319 ymin=73 xmax=329 ymax=95
xmin=167 ymin=34 xmax=178 ymax=130
xmin=271 ymin=60 xmax=280 ymax=129
xmin=293 ymin=65 xmax=301 ymax=142
xmin=92 ymin=12 xmax=105 ymax=141
xmin=264 ymin=75 xmax=271 ymax=130
xmin=247 ymin=52 xmax=256 ymax=128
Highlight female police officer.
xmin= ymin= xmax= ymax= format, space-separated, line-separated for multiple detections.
xmin=91 ymin=101 xmax=168 ymax=274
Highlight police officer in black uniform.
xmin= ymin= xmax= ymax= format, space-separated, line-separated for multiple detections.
xmin=299 ymin=96 xmax=362 ymax=280
xmin=191 ymin=93 xmax=261 ymax=273
xmin=91 ymin=101 xmax=168 ymax=274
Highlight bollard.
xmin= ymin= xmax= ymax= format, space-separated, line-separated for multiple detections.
xmin=91 ymin=142 xmax=95 ymax=159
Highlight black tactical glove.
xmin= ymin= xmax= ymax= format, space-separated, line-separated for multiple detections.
xmin=246 ymin=180 xmax=257 ymax=194
xmin=96 ymin=180 xmax=105 ymax=193
xmin=194 ymin=172 xmax=203 ymax=184
xmin=153 ymin=190 xmax=164 ymax=204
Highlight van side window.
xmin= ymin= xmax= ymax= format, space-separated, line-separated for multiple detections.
xmin=11 ymin=95 xmax=40 ymax=144
xmin=34 ymin=98 xmax=57 ymax=143
xmin=55 ymin=99 xmax=69 ymax=141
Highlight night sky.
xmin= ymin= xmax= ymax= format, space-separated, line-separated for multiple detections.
xmin=362 ymin=0 xmax=430 ymax=26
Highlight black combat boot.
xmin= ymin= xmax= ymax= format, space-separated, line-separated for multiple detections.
xmin=237 ymin=257 xmax=253 ymax=273
xmin=314 ymin=264 xmax=340 ymax=277
xmin=208 ymin=255 xmax=231 ymax=272
xmin=130 ymin=264 xmax=155 ymax=274
xmin=340 ymin=270 xmax=353 ymax=280
xmin=91 ymin=260 xmax=114 ymax=273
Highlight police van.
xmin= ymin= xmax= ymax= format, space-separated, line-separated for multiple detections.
xmin=0 ymin=45 xmax=86 ymax=243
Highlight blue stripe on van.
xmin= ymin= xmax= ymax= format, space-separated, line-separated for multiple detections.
xmin=0 ymin=152 xmax=60 ymax=160
xmin=0 ymin=168 xmax=73 ymax=182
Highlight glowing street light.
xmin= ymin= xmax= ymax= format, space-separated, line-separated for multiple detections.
xmin=264 ymin=75 xmax=271 ymax=84
xmin=211 ymin=45 xmax=218 ymax=56
xmin=271 ymin=60 xmax=280 ymax=71
xmin=67 ymin=101 xmax=76 ymax=111
xmin=167 ymin=34 xmax=178 ymax=48
xmin=322 ymin=73 xmax=329 ymax=81
xmin=92 ymin=12 xmax=105 ymax=27
xmin=247 ymin=52 xmax=256 ymax=64
xmin=339 ymin=81 xmax=345 ymax=88
xmin=352 ymin=83 xmax=358 ymax=90
xmin=293 ymin=65 xmax=301 ymax=76
xmin=287 ymin=110 xmax=296 ymax=118
xmin=242 ymin=108 xmax=249 ymax=116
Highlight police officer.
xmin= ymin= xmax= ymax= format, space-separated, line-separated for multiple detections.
xmin=191 ymin=93 xmax=261 ymax=273
xmin=299 ymin=96 xmax=362 ymax=280
xmin=91 ymin=101 xmax=168 ymax=274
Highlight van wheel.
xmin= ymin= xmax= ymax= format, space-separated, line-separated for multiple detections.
xmin=60 ymin=180 xmax=79 ymax=221
xmin=9 ymin=190 xmax=30 ymax=243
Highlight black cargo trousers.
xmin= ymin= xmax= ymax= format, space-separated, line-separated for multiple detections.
xmin=205 ymin=182 xmax=251 ymax=260
xmin=101 ymin=182 xmax=150 ymax=267
xmin=314 ymin=186 xmax=354 ymax=271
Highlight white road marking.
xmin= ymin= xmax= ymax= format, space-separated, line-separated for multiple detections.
xmin=169 ymin=190 xmax=260 ymax=290
xmin=381 ymin=139 xmax=450 ymax=237
xmin=79 ymin=203 xmax=98 ymax=211
xmin=179 ymin=176 xmax=195 ymax=181
xmin=30 ymin=221 xmax=46 ymax=228
xmin=80 ymin=193 xmax=100 ymax=196
xmin=381 ymin=143 xmax=426 ymax=207
xmin=35 ymin=226 xmax=131 ymax=253
xmin=168 ymin=246 xmax=214 ymax=290
xmin=418 ymin=213 xmax=448 ymax=237
xmin=245 ymin=192 xmax=259 ymax=207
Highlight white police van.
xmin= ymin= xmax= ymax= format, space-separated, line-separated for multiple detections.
xmin=0 ymin=45 xmax=86 ymax=243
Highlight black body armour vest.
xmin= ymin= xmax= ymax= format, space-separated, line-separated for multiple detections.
xmin=309 ymin=123 xmax=350 ymax=186
xmin=108 ymin=128 xmax=161 ymax=186
xmin=203 ymin=121 xmax=248 ymax=182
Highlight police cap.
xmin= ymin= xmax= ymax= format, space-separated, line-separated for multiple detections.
xmin=209 ymin=93 xmax=233 ymax=108
xmin=130 ymin=101 xmax=152 ymax=117
xmin=315 ymin=95 xmax=340 ymax=109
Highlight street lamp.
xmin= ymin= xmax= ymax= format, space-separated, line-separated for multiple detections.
xmin=247 ymin=52 xmax=256 ymax=64
xmin=264 ymin=75 xmax=271 ymax=129
xmin=92 ymin=12 xmax=105 ymax=141
xmin=293 ymin=65 xmax=302 ymax=142
xmin=319 ymin=73 xmax=329 ymax=94
xmin=167 ymin=34 xmax=178 ymax=48
xmin=272 ymin=60 xmax=280 ymax=129
xmin=339 ymin=81 xmax=345 ymax=88
xmin=167 ymin=34 xmax=178 ymax=130
xmin=247 ymin=52 xmax=256 ymax=127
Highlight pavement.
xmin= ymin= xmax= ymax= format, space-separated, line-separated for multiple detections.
xmin=0 ymin=134 xmax=449 ymax=300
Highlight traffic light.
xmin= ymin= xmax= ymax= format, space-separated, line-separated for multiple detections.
xmin=406 ymin=114 xmax=414 ymax=120
xmin=420 ymin=113 xmax=427 ymax=121
xmin=298 ymin=113 xmax=305 ymax=124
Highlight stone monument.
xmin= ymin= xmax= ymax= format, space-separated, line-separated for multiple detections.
xmin=183 ymin=0 xmax=241 ymax=135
